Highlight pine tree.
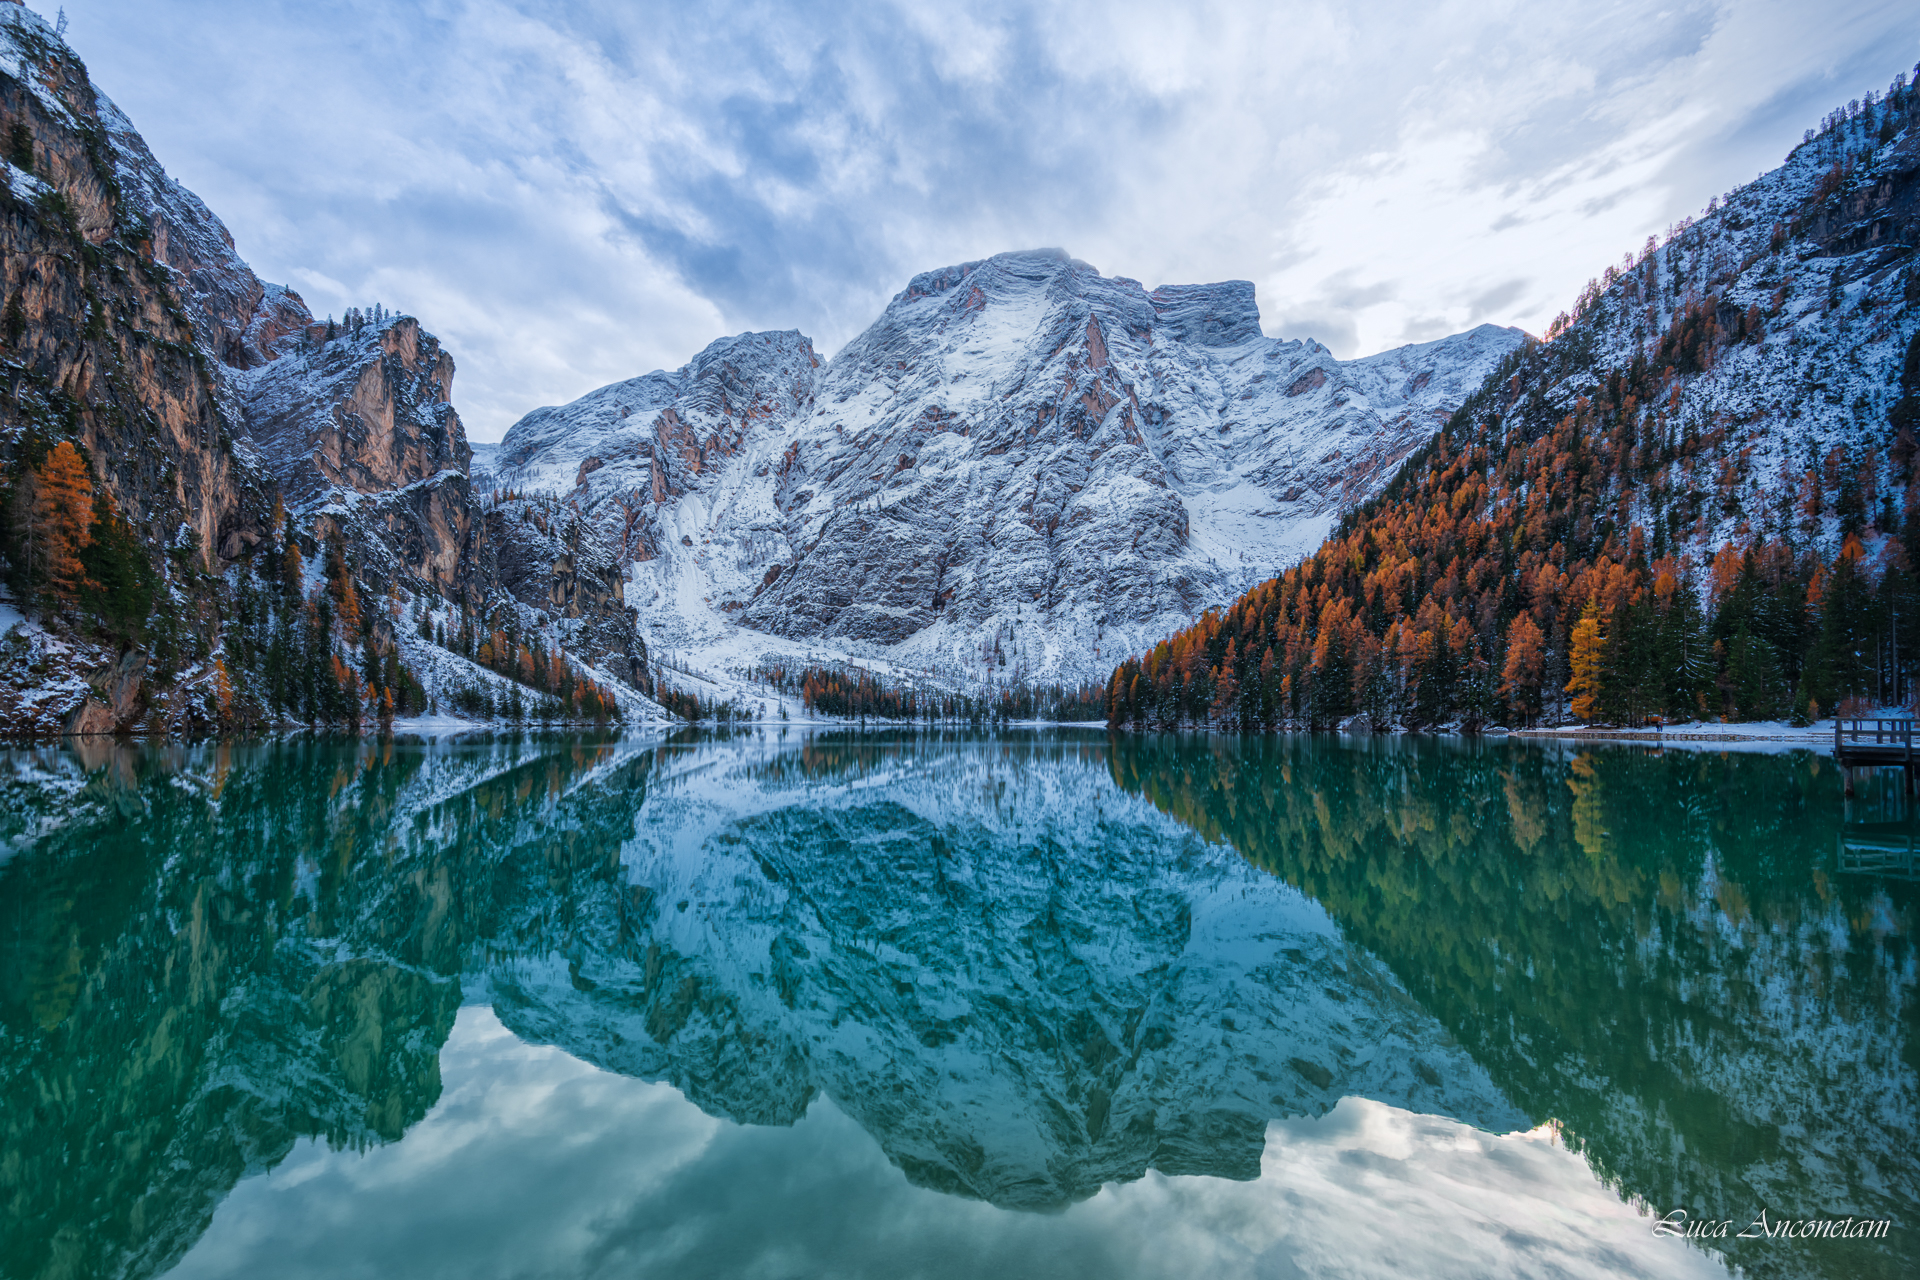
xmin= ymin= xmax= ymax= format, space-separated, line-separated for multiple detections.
xmin=1605 ymin=598 xmax=1660 ymax=725
xmin=1724 ymin=623 xmax=1782 ymax=721
xmin=1815 ymin=537 xmax=1874 ymax=708
xmin=6 ymin=122 xmax=32 ymax=173
xmin=1307 ymin=625 xmax=1350 ymax=726
xmin=1656 ymin=576 xmax=1712 ymax=718
xmin=1458 ymin=635 xmax=1500 ymax=730
xmin=79 ymin=494 xmax=156 ymax=638
xmin=1408 ymin=615 xmax=1457 ymax=727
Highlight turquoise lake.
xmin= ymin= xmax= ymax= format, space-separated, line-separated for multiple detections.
xmin=0 ymin=730 xmax=1912 ymax=1279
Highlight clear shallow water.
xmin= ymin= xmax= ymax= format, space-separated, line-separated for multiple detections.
xmin=0 ymin=731 xmax=1912 ymax=1280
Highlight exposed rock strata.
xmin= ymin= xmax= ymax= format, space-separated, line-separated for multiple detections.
xmin=0 ymin=2 xmax=276 ymax=565
xmin=500 ymin=250 xmax=1523 ymax=684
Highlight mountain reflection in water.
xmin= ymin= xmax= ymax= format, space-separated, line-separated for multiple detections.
xmin=0 ymin=731 xmax=1912 ymax=1280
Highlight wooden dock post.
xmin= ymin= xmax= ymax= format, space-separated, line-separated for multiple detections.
xmin=1833 ymin=719 xmax=1920 ymax=801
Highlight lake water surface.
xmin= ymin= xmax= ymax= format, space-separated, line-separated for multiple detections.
xmin=1 ymin=731 xmax=1913 ymax=1280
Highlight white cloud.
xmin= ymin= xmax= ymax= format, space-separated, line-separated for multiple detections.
xmin=48 ymin=0 xmax=1920 ymax=434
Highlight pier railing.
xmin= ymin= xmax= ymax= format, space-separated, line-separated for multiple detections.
xmin=1835 ymin=718 xmax=1917 ymax=747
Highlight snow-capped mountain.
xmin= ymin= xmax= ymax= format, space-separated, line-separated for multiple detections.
xmin=499 ymin=250 xmax=1523 ymax=687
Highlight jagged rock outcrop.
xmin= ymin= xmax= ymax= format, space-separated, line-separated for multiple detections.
xmin=500 ymin=250 xmax=1522 ymax=685
xmin=501 ymin=329 xmax=821 ymax=567
xmin=239 ymin=317 xmax=475 ymax=597
xmin=480 ymin=495 xmax=647 ymax=685
xmin=237 ymin=314 xmax=650 ymax=691
xmin=0 ymin=2 xmax=649 ymax=731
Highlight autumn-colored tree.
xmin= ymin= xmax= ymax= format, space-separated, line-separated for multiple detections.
xmin=27 ymin=441 xmax=95 ymax=604
xmin=322 ymin=534 xmax=363 ymax=638
xmin=1501 ymin=611 xmax=1547 ymax=724
xmin=211 ymin=658 xmax=234 ymax=720
xmin=1567 ymin=603 xmax=1607 ymax=722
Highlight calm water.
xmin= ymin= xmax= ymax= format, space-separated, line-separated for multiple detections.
xmin=0 ymin=731 xmax=1913 ymax=1280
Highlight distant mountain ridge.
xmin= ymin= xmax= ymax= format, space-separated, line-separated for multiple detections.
xmin=498 ymin=248 xmax=1523 ymax=688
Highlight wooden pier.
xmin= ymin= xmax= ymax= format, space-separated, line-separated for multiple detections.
xmin=1833 ymin=718 xmax=1920 ymax=796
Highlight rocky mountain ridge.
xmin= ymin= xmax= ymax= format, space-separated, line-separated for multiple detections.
xmin=499 ymin=249 xmax=1524 ymax=689
xmin=0 ymin=1 xmax=652 ymax=732
xmin=1108 ymin=65 xmax=1920 ymax=731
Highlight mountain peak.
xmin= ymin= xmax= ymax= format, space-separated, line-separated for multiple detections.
xmin=1148 ymin=279 xmax=1263 ymax=347
xmin=498 ymin=248 xmax=1523 ymax=683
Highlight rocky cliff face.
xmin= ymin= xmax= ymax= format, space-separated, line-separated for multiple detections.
xmin=0 ymin=2 xmax=284 ymax=567
xmin=0 ymin=2 xmax=649 ymax=732
xmin=233 ymin=312 xmax=650 ymax=701
xmin=239 ymin=317 xmax=479 ymax=595
xmin=500 ymin=250 xmax=1522 ymax=687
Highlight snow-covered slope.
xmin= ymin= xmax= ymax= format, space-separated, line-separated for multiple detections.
xmin=1514 ymin=87 xmax=1920 ymax=554
xmin=499 ymin=251 xmax=1523 ymax=688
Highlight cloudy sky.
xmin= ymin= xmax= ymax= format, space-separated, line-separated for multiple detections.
xmin=48 ymin=0 xmax=1920 ymax=438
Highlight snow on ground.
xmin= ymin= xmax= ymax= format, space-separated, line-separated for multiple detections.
xmin=1183 ymin=479 xmax=1333 ymax=588
xmin=1511 ymin=716 xmax=1887 ymax=755
xmin=0 ymin=590 xmax=25 ymax=639
xmin=394 ymin=600 xmax=677 ymax=726
xmin=387 ymin=715 xmax=493 ymax=735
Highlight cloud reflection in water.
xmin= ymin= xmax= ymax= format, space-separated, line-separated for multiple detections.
xmin=171 ymin=1007 xmax=1725 ymax=1280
